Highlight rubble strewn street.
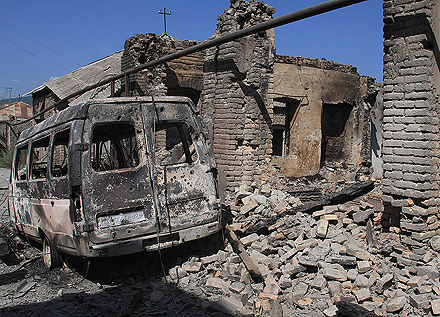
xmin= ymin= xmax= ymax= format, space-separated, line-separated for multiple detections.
xmin=1 ymin=169 xmax=440 ymax=316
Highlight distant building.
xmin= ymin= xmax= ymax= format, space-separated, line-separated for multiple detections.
xmin=0 ymin=101 xmax=32 ymax=119
xmin=0 ymin=101 xmax=33 ymax=152
xmin=27 ymin=51 xmax=122 ymax=121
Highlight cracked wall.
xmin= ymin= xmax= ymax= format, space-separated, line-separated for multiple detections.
xmin=273 ymin=56 xmax=376 ymax=179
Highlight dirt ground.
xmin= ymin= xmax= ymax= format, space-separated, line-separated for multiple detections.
xmin=0 ymin=222 xmax=226 ymax=317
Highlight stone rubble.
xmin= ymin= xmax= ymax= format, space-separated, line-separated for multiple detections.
xmin=2 ymin=179 xmax=440 ymax=316
xmin=161 ymin=182 xmax=440 ymax=316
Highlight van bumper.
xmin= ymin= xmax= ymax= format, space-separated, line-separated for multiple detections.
xmin=85 ymin=220 xmax=222 ymax=257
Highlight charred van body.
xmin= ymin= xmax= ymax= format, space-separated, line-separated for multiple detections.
xmin=9 ymin=97 xmax=221 ymax=267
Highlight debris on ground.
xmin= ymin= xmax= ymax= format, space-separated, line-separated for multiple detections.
xmin=1 ymin=172 xmax=440 ymax=316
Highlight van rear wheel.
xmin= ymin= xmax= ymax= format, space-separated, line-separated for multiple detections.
xmin=42 ymin=237 xmax=62 ymax=269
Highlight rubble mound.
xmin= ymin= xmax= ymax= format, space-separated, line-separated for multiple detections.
xmin=2 ymin=182 xmax=440 ymax=316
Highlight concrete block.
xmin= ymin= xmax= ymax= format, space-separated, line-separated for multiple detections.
xmin=386 ymin=296 xmax=407 ymax=313
xmin=316 ymin=219 xmax=329 ymax=239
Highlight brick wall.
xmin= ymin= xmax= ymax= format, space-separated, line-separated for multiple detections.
xmin=203 ymin=0 xmax=276 ymax=196
xmin=383 ymin=0 xmax=440 ymax=264
xmin=122 ymin=33 xmax=204 ymax=100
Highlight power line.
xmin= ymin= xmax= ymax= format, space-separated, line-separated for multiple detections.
xmin=0 ymin=18 xmax=82 ymax=67
xmin=0 ymin=34 xmax=70 ymax=72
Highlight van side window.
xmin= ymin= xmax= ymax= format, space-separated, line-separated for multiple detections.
xmin=51 ymin=129 xmax=70 ymax=178
xmin=15 ymin=145 xmax=28 ymax=181
xmin=155 ymin=122 xmax=198 ymax=166
xmin=31 ymin=136 xmax=50 ymax=179
xmin=91 ymin=123 xmax=140 ymax=171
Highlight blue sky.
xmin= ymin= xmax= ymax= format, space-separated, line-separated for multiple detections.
xmin=0 ymin=0 xmax=382 ymax=101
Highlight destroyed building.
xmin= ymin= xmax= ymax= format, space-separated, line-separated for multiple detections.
xmin=119 ymin=0 xmax=379 ymax=197
xmin=122 ymin=33 xmax=204 ymax=106
xmin=26 ymin=1 xmax=379 ymax=198
xmin=7 ymin=0 xmax=440 ymax=315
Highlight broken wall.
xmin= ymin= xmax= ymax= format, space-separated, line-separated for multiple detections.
xmin=272 ymin=56 xmax=373 ymax=179
xmin=201 ymin=0 xmax=377 ymax=196
xmin=383 ymin=0 xmax=440 ymax=263
xmin=122 ymin=33 xmax=204 ymax=105
xmin=203 ymin=0 xmax=276 ymax=195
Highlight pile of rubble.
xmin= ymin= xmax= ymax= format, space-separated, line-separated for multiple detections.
xmin=2 ymin=178 xmax=440 ymax=316
xmin=163 ymin=183 xmax=440 ymax=316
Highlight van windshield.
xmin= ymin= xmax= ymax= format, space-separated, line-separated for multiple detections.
xmin=91 ymin=122 xmax=140 ymax=171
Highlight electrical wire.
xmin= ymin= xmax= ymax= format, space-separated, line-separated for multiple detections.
xmin=0 ymin=19 xmax=81 ymax=67
xmin=73 ymin=259 xmax=91 ymax=285
xmin=0 ymin=18 xmax=82 ymax=67
xmin=0 ymin=34 xmax=70 ymax=72
xmin=89 ymin=74 xmax=118 ymax=99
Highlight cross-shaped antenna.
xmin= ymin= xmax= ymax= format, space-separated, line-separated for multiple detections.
xmin=158 ymin=8 xmax=171 ymax=34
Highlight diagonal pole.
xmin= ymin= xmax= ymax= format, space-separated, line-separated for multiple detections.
xmin=13 ymin=0 xmax=367 ymax=126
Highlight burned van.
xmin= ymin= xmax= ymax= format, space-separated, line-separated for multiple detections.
xmin=9 ymin=96 xmax=221 ymax=267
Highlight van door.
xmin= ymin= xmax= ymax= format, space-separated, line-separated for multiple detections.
xmin=81 ymin=102 xmax=157 ymax=245
xmin=147 ymin=101 xmax=220 ymax=237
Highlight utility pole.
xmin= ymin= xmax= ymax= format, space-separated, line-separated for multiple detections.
xmin=158 ymin=8 xmax=171 ymax=34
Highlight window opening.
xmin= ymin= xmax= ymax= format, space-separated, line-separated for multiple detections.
xmin=91 ymin=123 xmax=140 ymax=171
xmin=31 ymin=136 xmax=50 ymax=179
xmin=321 ymin=102 xmax=353 ymax=166
xmin=166 ymin=88 xmax=201 ymax=108
xmin=15 ymin=145 xmax=28 ymax=180
xmin=272 ymin=100 xmax=298 ymax=157
xmin=51 ymin=129 xmax=70 ymax=177
xmin=155 ymin=122 xmax=197 ymax=166
xmin=272 ymin=126 xmax=285 ymax=156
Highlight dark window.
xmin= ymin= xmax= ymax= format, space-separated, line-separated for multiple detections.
xmin=155 ymin=122 xmax=197 ymax=166
xmin=91 ymin=123 xmax=139 ymax=171
xmin=272 ymin=100 xmax=298 ymax=157
xmin=15 ymin=145 xmax=28 ymax=180
xmin=272 ymin=127 xmax=285 ymax=156
xmin=31 ymin=136 xmax=50 ymax=179
xmin=321 ymin=102 xmax=353 ymax=165
xmin=51 ymin=129 xmax=70 ymax=178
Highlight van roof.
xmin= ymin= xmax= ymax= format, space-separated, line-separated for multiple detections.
xmin=17 ymin=96 xmax=196 ymax=143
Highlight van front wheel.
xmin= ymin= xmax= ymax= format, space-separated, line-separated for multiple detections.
xmin=42 ymin=237 xmax=62 ymax=269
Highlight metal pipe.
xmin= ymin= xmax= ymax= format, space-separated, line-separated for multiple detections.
xmin=12 ymin=0 xmax=366 ymax=126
